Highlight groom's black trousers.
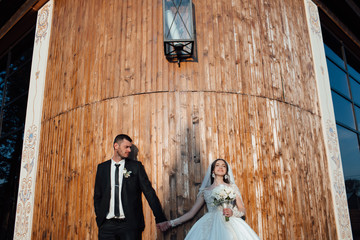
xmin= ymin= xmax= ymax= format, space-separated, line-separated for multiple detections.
xmin=98 ymin=219 xmax=142 ymax=240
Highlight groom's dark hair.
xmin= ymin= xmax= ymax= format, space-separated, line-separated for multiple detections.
xmin=114 ymin=134 xmax=133 ymax=144
xmin=210 ymin=158 xmax=230 ymax=184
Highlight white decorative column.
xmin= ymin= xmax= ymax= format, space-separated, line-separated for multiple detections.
xmin=13 ymin=1 xmax=54 ymax=239
xmin=304 ymin=1 xmax=353 ymax=239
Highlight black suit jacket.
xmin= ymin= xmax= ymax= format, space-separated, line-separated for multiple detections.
xmin=93 ymin=159 xmax=167 ymax=230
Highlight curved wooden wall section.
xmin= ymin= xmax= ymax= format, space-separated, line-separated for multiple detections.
xmin=31 ymin=0 xmax=337 ymax=239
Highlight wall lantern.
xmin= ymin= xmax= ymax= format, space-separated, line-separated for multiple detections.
xmin=163 ymin=0 xmax=195 ymax=66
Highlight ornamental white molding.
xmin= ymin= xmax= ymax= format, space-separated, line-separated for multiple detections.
xmin=13 ymin=1 xmax=54 ymax=239
xmin=304 ymin=0 xmax=353 ymax=239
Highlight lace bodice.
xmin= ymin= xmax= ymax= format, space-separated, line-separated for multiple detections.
xmin=202 ymin=183 xmax=242 ymax=212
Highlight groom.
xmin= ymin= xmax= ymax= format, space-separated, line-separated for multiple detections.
xmin=94 ymin=134 xmax=168 ymax=239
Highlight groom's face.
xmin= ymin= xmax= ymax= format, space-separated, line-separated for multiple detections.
xmin=114 ymin=139 xmax=132 ymax=159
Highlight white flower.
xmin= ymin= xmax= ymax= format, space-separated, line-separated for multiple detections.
xmin=212 ymin=184 xmax=236 ymax=206
xmin=212 ymin=185 xmax=236 ymax=221
xmin=123 ymin=168 xmax=132 ymax=178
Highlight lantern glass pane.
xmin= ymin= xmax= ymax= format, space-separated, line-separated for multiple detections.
xmin=164 ymin=0 xmax=193 ymax=40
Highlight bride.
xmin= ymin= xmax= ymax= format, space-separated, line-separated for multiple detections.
xmin=166 ymin=159 xmax=260 ymax=240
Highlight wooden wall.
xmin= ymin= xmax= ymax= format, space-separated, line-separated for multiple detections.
xmin=31 ymin=0 xmax=337 ymax=239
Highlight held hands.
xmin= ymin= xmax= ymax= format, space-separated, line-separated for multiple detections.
xmin=157 ymin=217 xmax=182 ymax=232
xmin=156 ymin=221 xmax=171 ymax=232
xmin=223 ymin=208 xmax=233 ymax=218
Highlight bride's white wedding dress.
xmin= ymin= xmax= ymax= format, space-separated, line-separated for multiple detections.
xmin=185 ymin=184 xmax=260 ymax=240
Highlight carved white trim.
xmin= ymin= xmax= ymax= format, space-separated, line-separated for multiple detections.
xmin=13 ymin=1 xmax=54 ymax=239
xmin=304 ymin=1 xmax=353 ymax=239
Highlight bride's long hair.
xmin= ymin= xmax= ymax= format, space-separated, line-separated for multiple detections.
xmin=210 ymin=159 xmax=231 ymax=184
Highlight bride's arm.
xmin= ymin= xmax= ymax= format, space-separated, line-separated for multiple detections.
xmin=223 ymin=194 xmax=246 ymax=218
xmin=234 ymin=195 xmax=246 ymax=217
xmin=228 ymin=184 xmax=246 ymax=218
xmin=169 ymin=194 xmax=205 ymax=227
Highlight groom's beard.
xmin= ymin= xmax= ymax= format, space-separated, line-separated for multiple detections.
xmin=118 ymin=151 xmax=130 ymax=159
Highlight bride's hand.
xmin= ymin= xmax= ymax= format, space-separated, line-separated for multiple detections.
xmin=223 ymin=208 xmax=233 ymax=218
xmin=156 ymin=221 xmax=171 ymax=231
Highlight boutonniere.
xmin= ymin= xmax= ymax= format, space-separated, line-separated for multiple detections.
xmin=123 ymin=168 xmax=132 ymax=178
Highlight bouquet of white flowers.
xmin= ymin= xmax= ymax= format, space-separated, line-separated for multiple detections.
xmin=212 ymin=185 xmax=236 ymax=221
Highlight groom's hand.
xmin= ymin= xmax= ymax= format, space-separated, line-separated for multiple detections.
xmin=156 ymin=221 xmax=170 ymax=231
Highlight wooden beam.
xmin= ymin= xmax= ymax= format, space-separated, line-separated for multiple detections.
xmin=345 ymin=0 xmax=360 ymax=18
xmin=0 ymin=0 xmax=48 ymax=40
xmin=312 ymin=0 xmax=360 ymax=49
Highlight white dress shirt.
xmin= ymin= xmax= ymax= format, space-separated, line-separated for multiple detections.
xmin=106 ymin=159 xmax=125 ymax=219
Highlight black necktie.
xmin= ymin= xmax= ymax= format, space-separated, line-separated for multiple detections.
xmin=114 ymin=164 xmax=120 ymax=217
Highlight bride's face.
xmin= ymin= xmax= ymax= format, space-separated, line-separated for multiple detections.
xmin=213 ymin=160 xmax=227 ymax=177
